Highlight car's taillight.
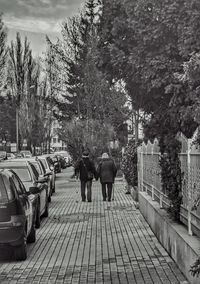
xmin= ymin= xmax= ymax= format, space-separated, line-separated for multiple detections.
xmin=11 ymin=215 xmax=25 ymax=227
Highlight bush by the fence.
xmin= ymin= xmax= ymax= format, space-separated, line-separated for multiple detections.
xmin=121 ymin=139 xmax=138 ymax=188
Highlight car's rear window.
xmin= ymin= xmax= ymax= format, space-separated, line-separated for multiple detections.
xmin=40 ymin=159 xmax=48 ymax=169
xmin=39 ymin=160 xmax=46 ymax=174
xmin=12 ymin=168 xmax=32 ymax=182
xmin=31 ymin=161 xmax=42 ymax=175
xmin=0 ymin=175 xmax=15 ymax=202
xmin=0 ymin=175 xmax=8 ymax=202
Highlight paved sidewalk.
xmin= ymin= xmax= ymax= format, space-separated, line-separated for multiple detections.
xmin=0 ymin=170 xmax=188 ymax=284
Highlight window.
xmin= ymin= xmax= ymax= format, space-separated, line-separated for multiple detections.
xmin=12 ymin=174 xmax=26 ymax=195
xmin=29 ymin=163 xmax=39 ymax=180
xmin=12 ymin=175 xmax=23 ymax=195
xmin=0 ymin=175 xmax=8 ymax=202
xmin=39 ymin=160 xmax=46 ymax=174
xmin=2 ymin=175 xmax=14 ymax=201
xmin=40 ymin=159 xmax=48 ymax=169
xmin=53 ymin=138 xmax=57 ymax=144
xmin=12 ymin=168 xmax=31 ymax=182
xmin=31 ymin=161 xmax=42 ymax=175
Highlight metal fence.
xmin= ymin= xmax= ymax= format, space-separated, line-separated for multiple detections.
xmin=138 ymin=129 xmax=200 ymax=237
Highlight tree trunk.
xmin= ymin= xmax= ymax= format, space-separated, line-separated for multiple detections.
xmin=16 ymin=107 xmax=19 ymax=153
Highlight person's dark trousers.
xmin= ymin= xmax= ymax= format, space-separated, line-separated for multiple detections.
xmin=86 ymin=180 xmax=92 ymax=202
xmin=81 ymin=180 xmax=86 ymax=201
xmin=101 ymin=183 xmax=107 ymax=201
xmin=107 ymin=183 xmax=113 ymax=201
xmin=81 ymin=180 xmax=92 ymax=202
xmin=102 ymin=183 xmax=113 ymax=201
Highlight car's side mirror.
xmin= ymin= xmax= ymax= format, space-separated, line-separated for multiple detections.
xmin=29 ymin=186 xmax=40 ymax=195
xmin=50 ymin=165 xmax=54 ymax=171
xmin=44 ymin=171 xmax=52 ymax=176
xmin=37 ymin=176 xmax=48 ymax=183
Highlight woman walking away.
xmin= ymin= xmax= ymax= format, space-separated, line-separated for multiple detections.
xmin=75 ymin=151 xmax=96 ymax=202
xmin=97 ymin=153 xmax=117 ymax=202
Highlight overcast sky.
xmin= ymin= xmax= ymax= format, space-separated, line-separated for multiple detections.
xmin=0 ymin=0 xmax=84 ymax=55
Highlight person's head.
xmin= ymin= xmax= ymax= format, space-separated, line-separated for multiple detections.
xmin=82 ymin=151 xmax=89 ymax=159
xmin=102 ymin=152 xmax=109 ymax=159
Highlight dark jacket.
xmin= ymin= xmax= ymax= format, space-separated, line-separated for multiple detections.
xmin=75 ymin=158 xmax=96 ymax=181
xmin=97 ymin=158 xmax=117 ymax=184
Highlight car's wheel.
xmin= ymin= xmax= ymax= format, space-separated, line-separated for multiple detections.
xmin=15 ymin=232 xmax=27 ymax=261
xmin=27 ymin=223 xmax=36 ymax=243
xmin=43 ymin=200 xmax=49 ymax=218
xmin=35 ymin=207 xmax=41 ymax=229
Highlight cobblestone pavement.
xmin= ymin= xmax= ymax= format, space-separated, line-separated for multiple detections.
xmin=0 ymin=169 xmax=189 ymax=284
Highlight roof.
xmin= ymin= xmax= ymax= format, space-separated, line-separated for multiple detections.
xmin=0 ymin=160 xmax=29 ymax=168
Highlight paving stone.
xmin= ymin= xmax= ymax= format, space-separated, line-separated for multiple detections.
xmin=0 ymin=170 xmax=189 ymax=283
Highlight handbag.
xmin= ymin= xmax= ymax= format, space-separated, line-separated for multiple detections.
xmin=82 ymin=159 xmax=93 ymax=180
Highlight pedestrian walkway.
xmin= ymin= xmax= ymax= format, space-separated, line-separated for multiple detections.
xmin=0 ymin=171 xmax=188 ymax=284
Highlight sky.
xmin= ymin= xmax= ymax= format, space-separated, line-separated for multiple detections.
xmin=0 ymin=0 xmax=84 ymax=56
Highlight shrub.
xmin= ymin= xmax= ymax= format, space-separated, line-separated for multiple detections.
xmin=121 ymin=139 xmax=138 ymax=188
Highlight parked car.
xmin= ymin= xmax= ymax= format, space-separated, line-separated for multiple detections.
xmin=50 ymin=155 xmax=62 ymax=173
xmin=0 ymin=151 xmax=7 ymax=161
xmin=38 ymin=155 xmax=56 ymax=193
xmin=0 ymin=159 xmax=49 ymax=229
xmin=54 ymin=151 xmax=72 ymax=167
xmin=6 ymin=153 xmax=16 ymax=160
xmin=26 ymin=157 xmax=52 ymax=202
xmin=20 ymin=151 xmax=32 ymax=158
xmin=56 ymin=155 xmax=67 ymax=169
xmin=0 ymin=169 xmax=37 ymax=260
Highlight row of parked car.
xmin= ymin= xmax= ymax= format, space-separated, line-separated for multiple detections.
xmin=0 ymin=151 xmax=71 ymax=261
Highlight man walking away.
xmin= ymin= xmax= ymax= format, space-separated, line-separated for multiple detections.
xmin=97 ymin=153 xmax=117 ymax=202
xmin=75 ymin=151 xmax=96 ymax=202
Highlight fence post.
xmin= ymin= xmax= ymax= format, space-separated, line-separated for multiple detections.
xmin=145 ymin=145 xmax=148 ymax=194
xmin=141 ymin=150 xmax=144 ymax=192
xmin=152 ymin=186 xmax=155 ymax=201
xmin=187 ymin=138 xmax=193 ymax=236
xmin=151 ymin=143 xmax=155 ymax=201
xmin=160 ymin=192 xmax=163 ymax=208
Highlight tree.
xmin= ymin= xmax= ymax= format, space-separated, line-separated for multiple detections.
xmin=99 ymin=0 xmax=190 ymax=141
xmin=59 ymin=119 xmax=115 ymax=163
xmin=45 ymin=0 xmax=129 ymax=156
xmin=0 ymin=14 xmax=7 ymax=93
xmin=0 ymin=94 xmax=16 ymax=144
xmin=8 ymin=33 xmax=31 ymax=151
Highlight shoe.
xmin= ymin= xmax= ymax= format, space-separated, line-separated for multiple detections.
xmin=82 ymin=200 xmax=86 ymax=202
xmin=88 ymin=200 xmax=92 ymax=202
xmin=103 ymin=199 xmax=106 ymax=201
xmin=108 ymin=199 xmax=111 ymax=202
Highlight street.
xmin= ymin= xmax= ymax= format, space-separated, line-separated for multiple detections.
xmin=0 ymin=168 xmax=188 ymax=284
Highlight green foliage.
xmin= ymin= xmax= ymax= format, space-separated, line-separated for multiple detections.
xmin=0 ymin=14 xmax=7 ymax=92
xmin=45 ymin=0 xmax=129 ymax=150
xmin=121 ymin=139 xmax=138 ymax=188
xmin=59 ymin=119 xmax=115 ymax=163
xmin=99 ymin=0 xmax=200 ymax=221
xmin=0 ymin=94 xmax=16 ymax=142
xmin=159 ymin=137 xmax=182 ymax=221
xmin=7 ymin=33 xmax=50 ymax=151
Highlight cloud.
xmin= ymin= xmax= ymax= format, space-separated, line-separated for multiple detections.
xmin=0 ymin=0 xmax=84 ymax=20
xmin=0 ymin=0 xmax=84 ymax=33
xmin=4 ymin=16 xmax=62 ymax=34
xmin=0 ymin=0 xmax=84 ymax=54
